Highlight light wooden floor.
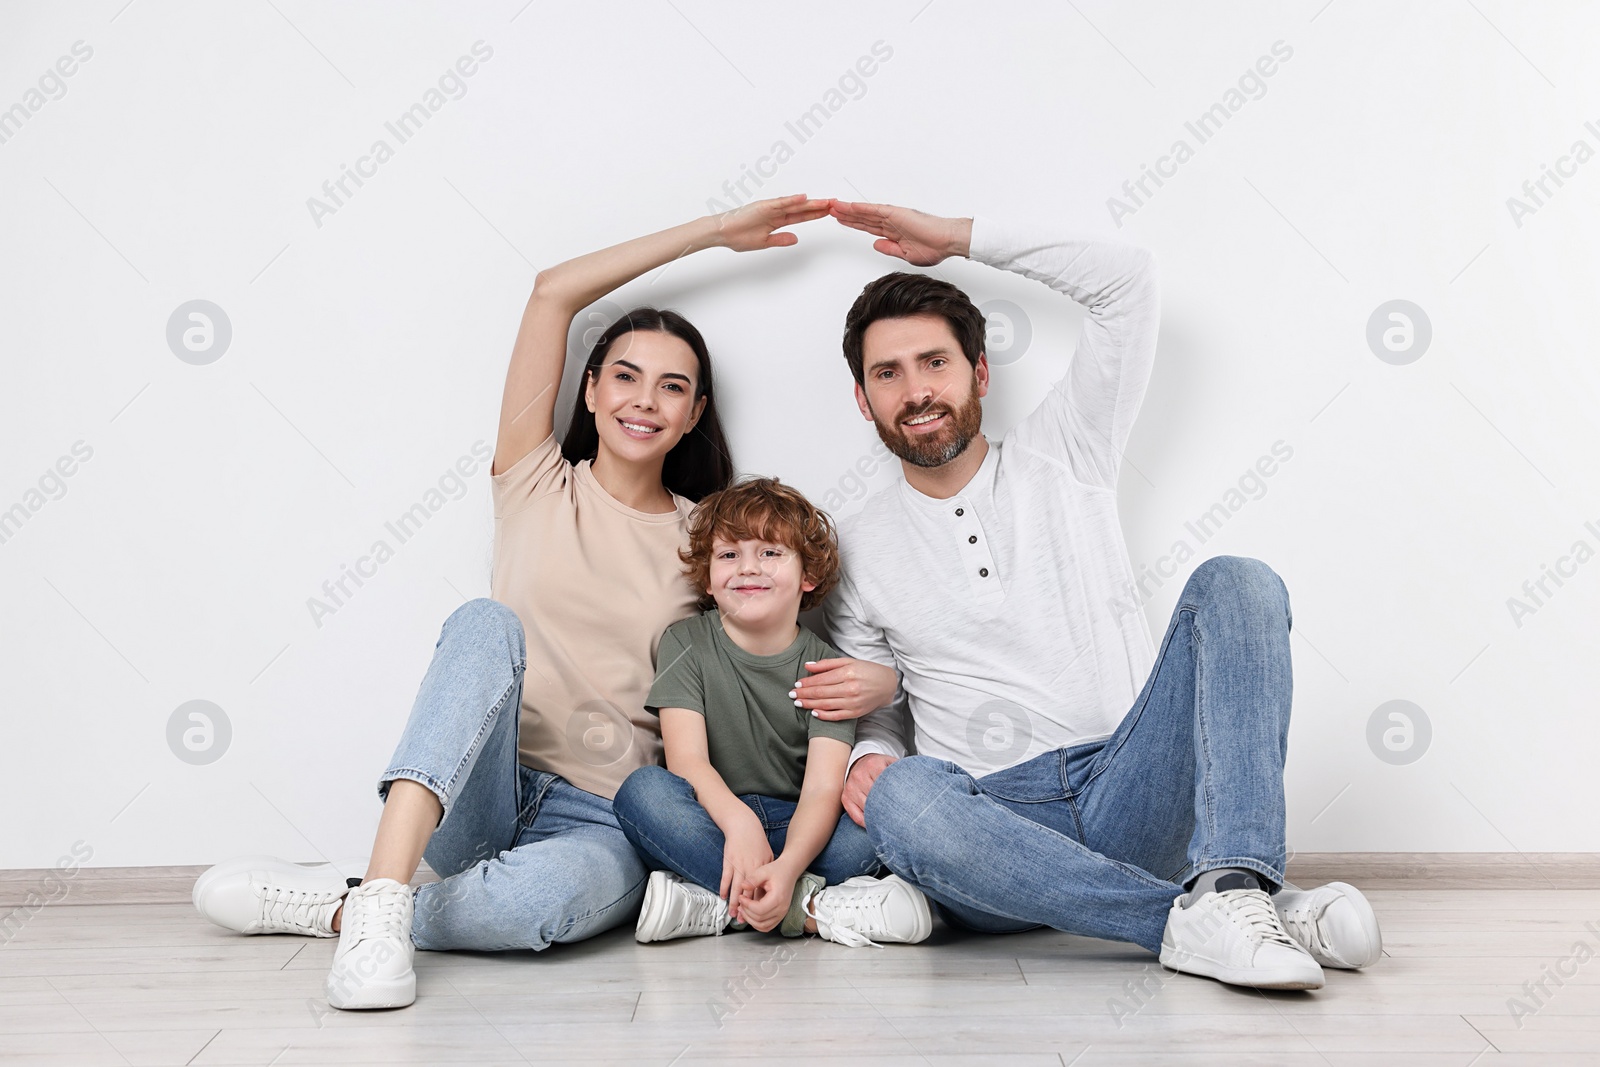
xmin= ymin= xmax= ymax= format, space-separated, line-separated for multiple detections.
xmin=3 ymin=867 xmax=1599 ymax=1065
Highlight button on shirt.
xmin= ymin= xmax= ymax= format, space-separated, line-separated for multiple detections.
xmin=822 ymin=217 xmax=1162 ymax=778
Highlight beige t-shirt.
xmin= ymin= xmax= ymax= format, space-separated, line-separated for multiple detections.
xmin=489 ymin=432 xmax=701 ymax=799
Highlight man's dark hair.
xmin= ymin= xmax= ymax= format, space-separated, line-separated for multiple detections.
xmin=841 ymin=272 xmax=987 ymax=387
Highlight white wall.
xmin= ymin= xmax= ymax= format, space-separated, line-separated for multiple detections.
xmin=3 ymin=0 xmax=1596 ymax=869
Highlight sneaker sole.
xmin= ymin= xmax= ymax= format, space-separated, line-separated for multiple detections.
xmin=325 ymin=969 xmax=416 ymax=1010
xmin=1317 ymin=882 xmax=1383 ymax=969
xmin=635 ymin=870 xmax=675 ymax=944
xmin=1158 ymin=942 xmax=1324 ymax=991
xmin=896 ymin=882 xmax=934 ymax=944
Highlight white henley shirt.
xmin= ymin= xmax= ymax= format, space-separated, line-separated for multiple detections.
xmin=823 ymin=216 xmax=1162 ymax=778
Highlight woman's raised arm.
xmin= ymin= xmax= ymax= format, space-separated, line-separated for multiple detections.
xmin=491 ymin=194 xmax=833 ymax=475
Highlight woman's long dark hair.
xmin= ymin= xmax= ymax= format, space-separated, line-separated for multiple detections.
xmin=559 ymin=307 xmax=734 ymax=503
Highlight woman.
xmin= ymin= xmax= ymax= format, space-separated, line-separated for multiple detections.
xmin=191 ymin=194 xmax=900 ymax=1009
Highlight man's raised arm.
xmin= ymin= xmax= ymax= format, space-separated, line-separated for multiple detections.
xmin=975 ymin=218 xmax=1160 ymax=490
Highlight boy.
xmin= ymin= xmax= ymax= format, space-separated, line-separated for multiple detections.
xmin=613 ymin=476 xmax=931 ymax=947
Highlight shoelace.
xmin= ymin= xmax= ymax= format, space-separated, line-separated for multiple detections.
xmin=256 ymin=884 xmax=338 ymax=934
xmin=344 ymin=885 xmax=409 ymax=945
xmin=672 ymin=888 xmax=729 ymax=938
xmin=1214 ymin=888 xmax=1301 ymax=949
xmin=1277 ymin=901 xmax=1331 ymax=956
xmin=805 ymin=887 xmax=888 ymax=949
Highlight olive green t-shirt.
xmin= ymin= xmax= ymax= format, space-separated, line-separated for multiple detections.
xmin=645 ymin=610 xmax=856 ymax=801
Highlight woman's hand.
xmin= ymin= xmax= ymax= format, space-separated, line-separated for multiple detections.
xmin=829 ymin=200 xmax=972 ymax=266
xmin=734 ymin=857 xmax=802 ymax=933
xmin=719 ymin=816 xmax=775 ymax=921
xmin=713 ymin=194 xmax=833 ymax=253
xmin=795 ymin=657 xmax=899 ymax=721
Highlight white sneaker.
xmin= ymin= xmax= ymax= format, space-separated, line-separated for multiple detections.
xmin=1160 ymin=888 xmax=1324 ymax=990
xmin=325 ymin=878 xmax=416 ymax=1009
xmin=1275 ymin=881 xmax=1383 ymax=969
xmin=635 ymin=870 xmax=731 ymax=943
xmin=805 ymin=874 xmax=933 ymax=948
xmin=192 ymin=855 xmax=360 ymax=937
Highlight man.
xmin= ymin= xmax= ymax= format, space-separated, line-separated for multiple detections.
xmin=816 ymin=199 xmax=1381 ymax=990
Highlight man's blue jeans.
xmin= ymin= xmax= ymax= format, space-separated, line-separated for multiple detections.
xmin=377 ymin=598 xmax=649 ymax=951
xmin=614 ymin=765 xmax=883 ymax=892
xmin=863 ymin=556 xmax=1293 ymax=955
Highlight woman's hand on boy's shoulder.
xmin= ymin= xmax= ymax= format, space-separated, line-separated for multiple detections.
xmin=792 ymin=657 xmax=899 ymax=721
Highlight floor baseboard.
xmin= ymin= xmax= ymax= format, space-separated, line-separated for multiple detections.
xmin=1284 ymin=852 xmax=1600 ymax=890
xmin=0 ymin=863 xmax=444 ymax=909
xmin=2 ymin=854 xmax=1595 ymax=908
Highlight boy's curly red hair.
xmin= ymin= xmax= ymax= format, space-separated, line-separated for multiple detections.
xmin=679 ymin=476 xmax=840 ymax=613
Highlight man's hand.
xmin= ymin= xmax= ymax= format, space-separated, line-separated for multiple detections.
xmin=794 ymin=657 xmax=898 ymax=721
xmin=842 ymin=753 xmax=897 ymax=828
xmin=829 ymin=200 xmax=972 ymax=266
xmin=714 ymin=193 xmax=833 ymax=253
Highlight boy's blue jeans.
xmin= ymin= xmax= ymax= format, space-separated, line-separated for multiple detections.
xmin=613 ymin=766 xmax=883 ymax=892
xmin=376 ymin=598 xmax=649 ymax=951
xmin=863 ymin=555 xmax=1293 ymax=955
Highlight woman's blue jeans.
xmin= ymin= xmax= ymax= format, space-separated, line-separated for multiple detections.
xmin=377 ymin=598 xmax=648 ymax=951
xmin=863 ymin=555 xmax=1294 ymax=955
xmin=613 ymin=765 xmax=883 ymax=892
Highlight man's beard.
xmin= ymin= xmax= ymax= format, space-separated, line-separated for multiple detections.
xmin=870 ymin=388 xmax=984 ymax=469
